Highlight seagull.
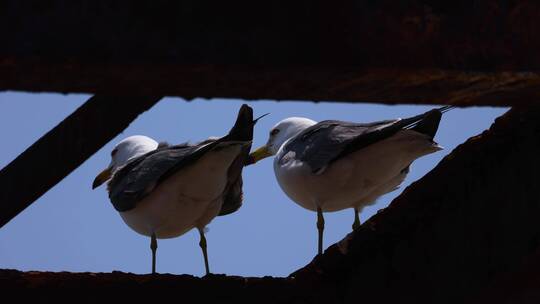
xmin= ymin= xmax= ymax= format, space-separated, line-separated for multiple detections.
xmin=247 ymin=106 xmax=452 ymax=255
xmin=92 ymin=104 xmax=255 ymax=275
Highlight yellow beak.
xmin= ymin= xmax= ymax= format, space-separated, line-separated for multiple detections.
xmin=92 ymin=167 xmax=112 ymax=189
xmin=247 ymin=145 xmax=273 ymax=165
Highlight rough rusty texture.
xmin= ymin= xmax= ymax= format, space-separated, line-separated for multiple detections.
xmin=0 ymin=270 xmax=297 ymax=303
xmin=466 ymin=249 xmax=540 ymax=303
xmin=2 ymin=106 xmax=540 ymax=303
xmin=2 ymin=1 xmax=540 ymax=105
xmin=0 ymin=95 xmax=161 ymax=228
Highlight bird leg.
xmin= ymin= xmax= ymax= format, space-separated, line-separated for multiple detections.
xmin=317 ymin=206 xmax=325 ymax=255
xmin=150 ymin=232 xmax=158 ymax=274
xmin=352 ymin=208 xmax=361 ymax=231
xmin=198 ymin=228 xmax=210 ymax=276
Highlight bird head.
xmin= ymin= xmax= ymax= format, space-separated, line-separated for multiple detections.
xmin=248 ymin=117 xmax=316 ymax=165
xmin=92 ymin=135 xmax=158 ymax=189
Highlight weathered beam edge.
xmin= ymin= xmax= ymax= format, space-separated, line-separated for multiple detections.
xmin=0 ymin=95 xmax=162 ymax=228
xmin=0 ymin=269 xmax=299 ymax=302
xmin=1 ymin=63 xmax=538 ymax=106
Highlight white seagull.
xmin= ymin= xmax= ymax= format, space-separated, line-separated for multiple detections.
xmin=248 ymin=106 xmax=452 ymax=255
xmin=92 ymin=104 xmax=255 ymax=275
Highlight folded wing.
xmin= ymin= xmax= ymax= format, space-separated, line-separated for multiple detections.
xmin=108 ymin=142 xmax=221 ymax=212
xmin=283 ymin=106 xmax=449 ymax=173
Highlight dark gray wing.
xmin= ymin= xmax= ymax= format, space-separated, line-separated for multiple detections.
xmin=283 ymin=106 xmax=448 ymax=173
xmin=107 ymin=141 xmax=221 ymax=212
xmin=218 ymin=104 xmax=255 ymax=216
xmin=218 ymin=144 xmax=250 ymax=216
xmin=282 ymin=119 xmax=398 ymax=173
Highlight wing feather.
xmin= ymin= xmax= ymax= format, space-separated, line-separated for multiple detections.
xmin=282 ymin=119 xmax=398 ymax=173
xmin=107 ymin=141 xmax=220 ymax=212
xmin=282 ymin=106 xmax=447 ymax=173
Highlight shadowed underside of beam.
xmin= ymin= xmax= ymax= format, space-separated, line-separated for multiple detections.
xmin=2 ymin=106 xmax=540 ymax=304
xmin=2 ymin=1 xmax=540 ymax=105
xmin=0 ymin=95 xmax=161 ymax=228
xmin=2 ymin=65 xmax=539 ymax=106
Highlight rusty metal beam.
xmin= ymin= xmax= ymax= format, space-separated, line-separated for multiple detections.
xmin=2 ymin=1 xmax=540 ymax=105
xmin=0 ymin=95 xmax=161 ymax=228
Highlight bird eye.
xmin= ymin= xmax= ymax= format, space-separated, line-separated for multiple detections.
xmin=270 ymin=129 xmax=280 ymax=136
xmin=111 ymin=149 xmax=118 ymax=157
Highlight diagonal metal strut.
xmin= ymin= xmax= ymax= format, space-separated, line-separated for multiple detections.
xmin=0 ymin=95 xmax=162 ymax=228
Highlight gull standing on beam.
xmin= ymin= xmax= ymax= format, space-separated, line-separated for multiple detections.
xmin=248 ymin=106 xmax=452 ymax=255
xmin=92 ymin=104 xmax=255 ymax=275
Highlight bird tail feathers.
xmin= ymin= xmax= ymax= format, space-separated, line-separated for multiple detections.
xmin=408 ymin=105 xmax=455 ymax=139
xmin=226 ymin=104 xmax=254 ymax=142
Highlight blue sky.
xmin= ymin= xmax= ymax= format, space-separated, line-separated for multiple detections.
xmin=0 ymin=92 xmax=507 ymax=277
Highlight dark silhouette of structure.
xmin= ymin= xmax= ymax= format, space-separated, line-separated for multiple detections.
xmin=1 ymin=1 xmax=540 ymax=303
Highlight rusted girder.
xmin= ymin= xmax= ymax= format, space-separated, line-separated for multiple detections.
xmin=0 ymin=95 xmax=161 ymax=228
xmin=1 ymin=1 xmax=540 ymax=105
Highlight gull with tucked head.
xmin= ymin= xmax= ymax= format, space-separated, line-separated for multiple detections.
xmin=248 ymin=106 xmax=452 ymax=255
xmin=93 ymin=104 xmax=255 ymax=275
